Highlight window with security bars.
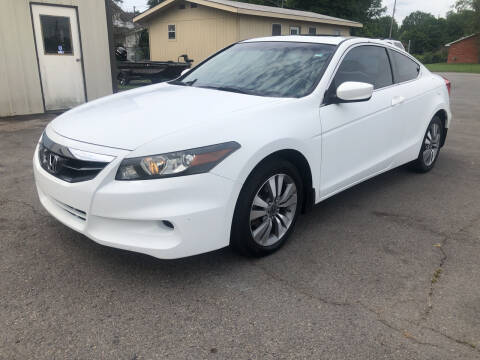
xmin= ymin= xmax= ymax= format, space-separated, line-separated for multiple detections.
xmin=272 ymin=24 xmax=281 ymax=36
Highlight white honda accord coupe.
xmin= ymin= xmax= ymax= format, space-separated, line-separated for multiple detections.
xmin=34 ymin=36 xmax=452 ymax=259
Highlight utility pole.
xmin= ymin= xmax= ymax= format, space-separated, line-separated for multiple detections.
xmin=389 ymin=0 xmax=397 ymax=38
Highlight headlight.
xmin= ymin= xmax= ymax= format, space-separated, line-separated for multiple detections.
xmin=115 ymin=142 xmax=240 ymax=180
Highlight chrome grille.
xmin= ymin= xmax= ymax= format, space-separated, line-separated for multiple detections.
xmin=38 ymin=134 xmax=111 ymax=183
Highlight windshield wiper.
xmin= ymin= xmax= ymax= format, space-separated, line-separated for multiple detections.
xmin=197 ymin=85 xmax=250 ymax=95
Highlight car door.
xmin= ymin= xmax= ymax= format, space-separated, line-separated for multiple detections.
xmin=319 ymin=44 xmax=401 ymax=199
xmin=387 ymin=49 xmax=432 ymax=163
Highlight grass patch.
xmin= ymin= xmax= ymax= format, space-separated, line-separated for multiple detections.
xmin=431 ymin=268 xmax=442 ymax=284
xmin=425 ymin=63 xmax=480 ymax=74
xmin=118 ymin=79 xmax=152 ymax=92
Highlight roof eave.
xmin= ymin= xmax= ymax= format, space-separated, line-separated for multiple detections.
xmin=444 ymin=33 xmax=479 ymax=47
xmin=236 ymin=8 xmax=362 ymax=27
xmin=134 ymin=0 xmax=178 ymax=23
xmin=134 ymin=0 xmax=362 ymax=28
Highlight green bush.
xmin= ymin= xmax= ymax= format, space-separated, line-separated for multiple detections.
xmin=414 ymin=48 xmax=448 ymax=64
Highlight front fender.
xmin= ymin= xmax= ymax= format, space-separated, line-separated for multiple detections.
xmin=211 ymin=138 xmax=320 ymax=192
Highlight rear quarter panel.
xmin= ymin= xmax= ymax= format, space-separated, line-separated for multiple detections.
xmin=396 ymin=70 xmax=451 ymax=164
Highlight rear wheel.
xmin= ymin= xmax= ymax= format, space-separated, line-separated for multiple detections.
xmin=411 ymin=116 xmax=443 ymax=172
xmin=231 ymin=159 xmax=303 ymax=257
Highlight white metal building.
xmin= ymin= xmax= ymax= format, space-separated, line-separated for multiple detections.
xmin=0 ymin=0 xmax=116 ymax=117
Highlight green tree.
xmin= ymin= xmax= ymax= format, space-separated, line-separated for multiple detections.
xmin=455 ymin=0 xmax=480 ymax=61
xmin=455 ymin=0 xmax=480 ymax=12
xmin=445 ymin=10 xmax=476 ymax=41
xmin=284 ymin=0 xmax=385 ymax=23
xmin=361 ymin=16 xmax=398 ymax=38
xmin=399 ymin=11 xmax=446 ymax=54
xmin=147 ymin=0 xmax=163 ymax=8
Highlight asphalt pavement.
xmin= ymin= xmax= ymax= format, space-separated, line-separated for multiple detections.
xmin=1 ymin=73 xmax=479 ymax=359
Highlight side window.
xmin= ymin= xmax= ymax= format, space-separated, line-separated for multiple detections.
xmin=308 ymin=27 xmax=316 ymax=35
xmin=332 ymin=45 xmax=393 ymax=90
xmin=168 ymin=24 xmax=176 ymax=40
xmin=389 ymin=50 xmax=420 ymax=83
xmin=40 ymin=15 xmax=73 ymax=55
xmin=272 ymin=24 xmax=281 ymax=36
xmin=290 ymin=26 xmax=300 ymax=35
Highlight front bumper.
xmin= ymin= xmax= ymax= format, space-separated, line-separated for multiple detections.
xmin=33 ymin=138 xmax=238 ymax=259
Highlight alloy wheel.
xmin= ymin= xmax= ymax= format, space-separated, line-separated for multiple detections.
xmin=249 ymin=173 xmax=298 ymax=246
xmin=423 ymin=122 xmax=441 ymax=166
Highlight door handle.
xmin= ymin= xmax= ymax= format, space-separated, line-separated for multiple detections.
xmin=76 ymin=58 xmax=81 ymax=62
xmin=391 ymin=96 xmax=405 ymax=106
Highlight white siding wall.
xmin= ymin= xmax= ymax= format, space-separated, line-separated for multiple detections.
xmin=146 ymin=4 xmax=353 ymax=65
xmin=148 ymin=3 xmax=238 ymax=64
xmin=0 ymin=0 xmax=113 ymax=117
xmin=238 ymin=14 xmax=351 ymax=40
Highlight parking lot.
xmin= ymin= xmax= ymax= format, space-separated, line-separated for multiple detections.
xmin=1 ymin=73 xmax=479 ymax=359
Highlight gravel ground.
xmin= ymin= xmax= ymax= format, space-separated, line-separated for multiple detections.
xmin=1 ymin=73 xmax=479 ymax=359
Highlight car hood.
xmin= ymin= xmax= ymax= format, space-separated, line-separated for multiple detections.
xmin=50 ymin=84 xmax=280 ymax=150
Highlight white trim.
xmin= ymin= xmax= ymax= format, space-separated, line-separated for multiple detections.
xmin=134 ymin=0 xmax=362 ymax=28
xmin=289 ymin=26 xmax=300 ymax=35
xmin=168 ymin=24 xmax=176 ymax=40
xmin=445 ymin=33 xmax=478 ymax=47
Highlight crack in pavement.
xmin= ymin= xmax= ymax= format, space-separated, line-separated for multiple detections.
xmin=371 ymin=211 xmax=447 ymax=238
xmin=254 ymin=262 xmax=454 ymax=351
xmin=257 ymin=263 xmax=479 ymax=354
xmin=372 ymin=211 xmax=480 ymax=351
xmin=356 ymin=302 xmax=444 ymax=350
xmin=252 ymin=212 xmax=480 ymax=355
xmin=378 ymin=311 xmax=479 ymax=353
xmin=253 ymin=262 xmax=351 ymax=307
xmin=423 ymin=243 xmax=447 ymax=321
xmin=372 ymin=211 xmax=480 ymax=319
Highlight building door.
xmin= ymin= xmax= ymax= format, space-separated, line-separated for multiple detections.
xmin=31 ymin=4 xmax=86 ymax=111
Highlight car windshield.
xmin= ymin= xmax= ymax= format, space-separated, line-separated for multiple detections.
xmin=170 ymin=41 xmax=336 ymax=98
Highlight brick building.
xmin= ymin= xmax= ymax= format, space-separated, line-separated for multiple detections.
xmin=446 ymin=33 xmax=479 ymax=64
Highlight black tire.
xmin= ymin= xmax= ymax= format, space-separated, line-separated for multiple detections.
xmin=230 ymin=158 xmax=303 ymax=257
xmin=411 ymin=116 xmax=443 ymax=173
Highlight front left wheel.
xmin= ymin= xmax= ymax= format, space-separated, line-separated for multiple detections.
xmin=230 ymin=158 xmax=303 ymax=257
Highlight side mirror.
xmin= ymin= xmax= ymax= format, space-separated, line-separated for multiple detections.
xmin=329 ymin=81 xmax=374 ymax=104
xmin=180 ymin=69 xmax=190 ymax=76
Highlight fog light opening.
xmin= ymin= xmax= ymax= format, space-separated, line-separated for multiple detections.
xmin=161 ymin=220 xmax=175 ymax=230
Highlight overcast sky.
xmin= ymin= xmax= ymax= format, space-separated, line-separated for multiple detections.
xmin=383 ymin=0 xmax=456 ymax=23
xmin=120 ymin=0 xmax=457 ymax=23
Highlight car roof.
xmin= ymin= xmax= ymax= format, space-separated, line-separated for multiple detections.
xmin=242 ymin=35 xmax=401 ymax=47
xmin=242 ymin=35 xmax=349 ymax=45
